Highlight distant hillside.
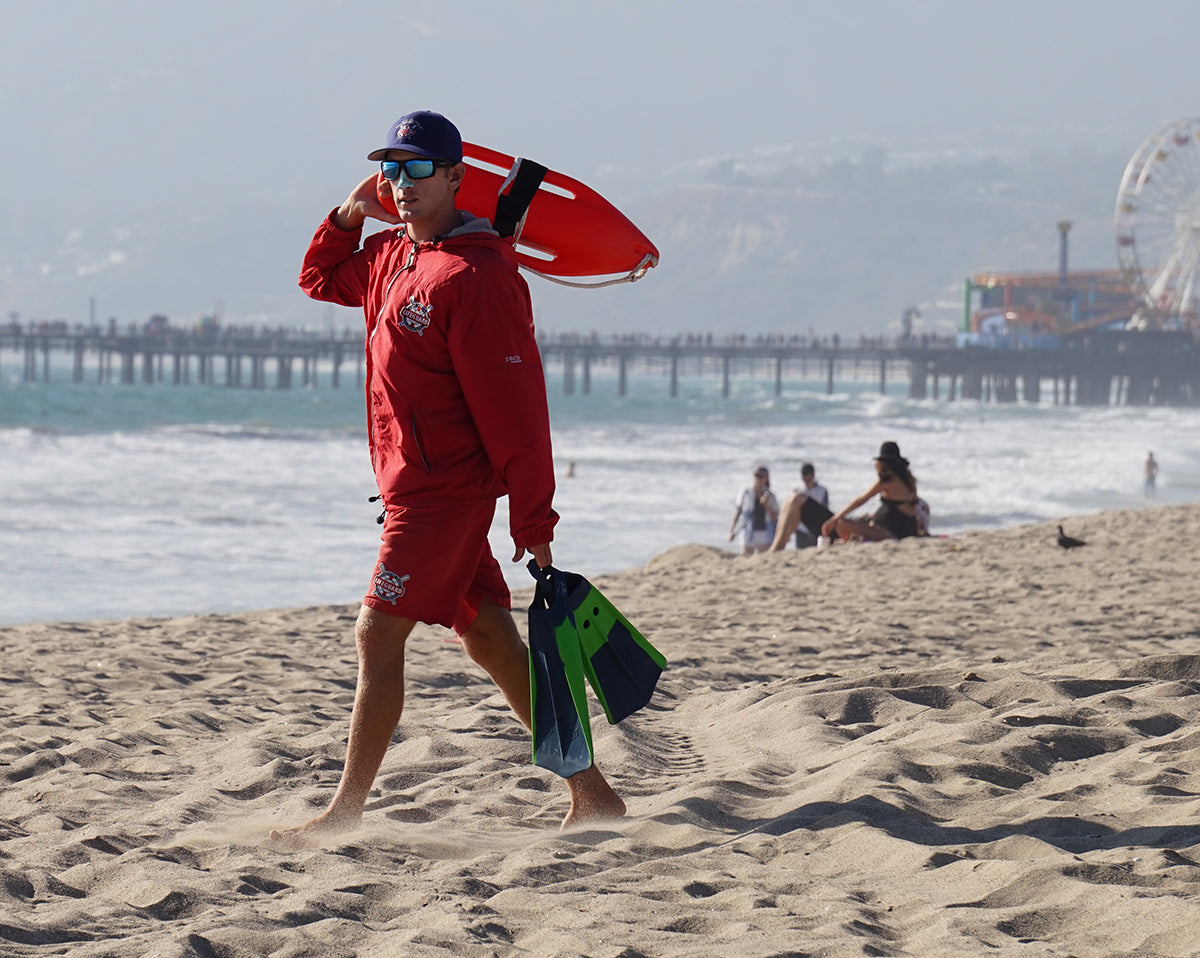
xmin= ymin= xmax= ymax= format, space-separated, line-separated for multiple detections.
xmin=531 ymin=145 xmax=1131 ymax=338
xmin=2 ymin=145 xmax=1133 ymax=339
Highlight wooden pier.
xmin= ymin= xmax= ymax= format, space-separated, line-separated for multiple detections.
xmin=0 ymin=325 xmax=366 ymax=389
xmin=904 ymin=331 xmax=1200 ymax=406
xmin=3 ymin=325 xmax=1199 ymax=406
xmin=536 ymin=330 xmax=1200 ymax=406
xmin=537 ymin=338 xmax=903 ymax=399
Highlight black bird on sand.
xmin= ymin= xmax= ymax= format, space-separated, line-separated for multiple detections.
xmin=1057 ymin=525 xmax=1086 ymax=549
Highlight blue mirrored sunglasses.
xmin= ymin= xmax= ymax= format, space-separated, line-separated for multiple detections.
xmin=380 ymin=158 xmax=456 ymax=182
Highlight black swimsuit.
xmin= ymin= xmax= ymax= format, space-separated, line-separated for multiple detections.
xmin=800 ymin=497 xmax=834 ymax=535
xmin=750 ymin=499 xmax=767 ymax=531
xmin=872 ymin=497 xmax=920 ymax=539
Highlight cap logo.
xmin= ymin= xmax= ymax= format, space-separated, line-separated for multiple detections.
xmin=395 ymin=120 xmax=417 ymax=140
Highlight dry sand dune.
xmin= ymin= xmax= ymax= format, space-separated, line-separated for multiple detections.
xmin=3 ymin=505 xmax=1200 ymax=956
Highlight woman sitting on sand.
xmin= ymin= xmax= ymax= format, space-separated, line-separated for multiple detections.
xmin=821 ymin=441 xmax=922 ymax=542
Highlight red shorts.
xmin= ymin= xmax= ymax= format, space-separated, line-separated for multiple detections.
xmin=364 ymin=498 xmax=511 ymax=634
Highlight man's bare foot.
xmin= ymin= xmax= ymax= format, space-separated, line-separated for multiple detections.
xmin=562 ymin=766 xmax=626 ymax=829
xmin=268 ymin=807 xmax=361 ymax=849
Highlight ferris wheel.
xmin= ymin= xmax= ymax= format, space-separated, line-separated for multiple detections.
xmin=1115 ymin=117 xmax=1200 ymax=325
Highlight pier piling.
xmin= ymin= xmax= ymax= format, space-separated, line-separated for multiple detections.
xmin=5 ymin=327 xmax=1200 ymax=407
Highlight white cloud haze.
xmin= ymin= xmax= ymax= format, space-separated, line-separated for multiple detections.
xmin=3 ymin=0 xmax=1198 ymax=334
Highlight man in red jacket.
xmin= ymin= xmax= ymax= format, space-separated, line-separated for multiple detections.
xmin=273 ymin=111 xmax=624 ymax=843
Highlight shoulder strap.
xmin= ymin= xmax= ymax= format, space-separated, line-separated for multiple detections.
xmin=492 ymin=157 xmax=549 ymax=240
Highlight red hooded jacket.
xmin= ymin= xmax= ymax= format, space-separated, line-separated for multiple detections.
xmin=299 ymin=211 xmax=558 ymax=550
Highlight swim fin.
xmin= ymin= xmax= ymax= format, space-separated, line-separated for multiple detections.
xmin=527 ymin=562 xmax=594 ymax=777
xmin=529 ymin=561 xmax=666 ymax=727
xmin=560 ymin=571 xmax=666 ymax=724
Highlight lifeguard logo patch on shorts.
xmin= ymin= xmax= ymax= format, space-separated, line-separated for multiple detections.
xmin=399 ymin=297 xmax=432 ymax=336
xmin=371 ymin=562 xmax=411 ymax=605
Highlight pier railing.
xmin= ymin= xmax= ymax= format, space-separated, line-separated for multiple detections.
xmin=0 ymin=324 xmax=366 ymax=389
xmin=3 ymin=324 xmax=1198 ymax=406
xmin=535 ymin=336 xmax=913 ymax=398
xmin=535 ymin=330 xmax=1200 ymax=406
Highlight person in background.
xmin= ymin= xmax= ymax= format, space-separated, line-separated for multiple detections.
xmin=273 ymin=110 xmax=624 ymax=845
xmin=821 ymin=441 xmax=921 ymax=542
xmin=1145 ymin=451 xmax=1158 ymax=499
xmin=770 ymin=462 xmax=833 ymax=551
xmin=729 ymin=465 xmax=779 ymax=555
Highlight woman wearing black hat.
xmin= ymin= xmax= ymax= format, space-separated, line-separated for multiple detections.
xmin=820 ymin=441 xmax=922 ymax=542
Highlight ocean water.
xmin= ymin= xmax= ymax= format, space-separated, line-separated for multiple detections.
xmin=1 ymin=355 xmax=1195 ymax=626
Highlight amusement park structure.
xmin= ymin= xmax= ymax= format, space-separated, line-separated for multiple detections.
xmin=961 ymin=116 xmax=1200 ymax=343
xmin=962 ymin=262 xmax=1136 ymax=342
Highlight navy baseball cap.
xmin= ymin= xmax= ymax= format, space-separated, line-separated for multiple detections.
xmin=366 ymin=111 xmax=463 ymax=163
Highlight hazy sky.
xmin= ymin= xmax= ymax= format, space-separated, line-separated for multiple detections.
xmin=4 ymin=0 xmax=1200 ymax=326
xmin=8 ymin=1 xmax=1198 ymax=177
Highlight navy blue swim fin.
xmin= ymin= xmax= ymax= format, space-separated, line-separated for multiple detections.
xmin=527 ymin=563 xmax=594 ymax=777
xmin=558 ymin=569 xmax=666 ymax=724
xmin=529 ymin=561 xmax=665 ymax=725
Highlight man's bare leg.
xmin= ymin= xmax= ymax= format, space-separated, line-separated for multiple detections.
xmin=270 ymin=605 xmax=414 ymax=845
xmin=461 ymin=600 xmax=626 ymax=827
xmin=769 ymin=492 xmax=808 ymax=551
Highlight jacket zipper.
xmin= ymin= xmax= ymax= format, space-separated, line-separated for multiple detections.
xmin=366 ymin=242 xmax=419 ymax=459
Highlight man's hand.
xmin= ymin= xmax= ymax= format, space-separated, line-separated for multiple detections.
xmin=513 ymin=542 xmax=553 ymax=568
xmin=331 ymin=174 xmax=401 ymax=230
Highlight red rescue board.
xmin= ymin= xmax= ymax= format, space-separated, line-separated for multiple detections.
xmin=376 ymin=141 xmax=658 ymax=284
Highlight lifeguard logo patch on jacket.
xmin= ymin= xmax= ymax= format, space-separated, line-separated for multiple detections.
xmin=399 ymin=297 xmax=432 ymax=336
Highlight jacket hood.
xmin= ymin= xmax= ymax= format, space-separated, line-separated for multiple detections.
xmin=442 ymin=210 xmax=499 ymax=241
xmin=427 ymin=210 xmax=518 ymax=263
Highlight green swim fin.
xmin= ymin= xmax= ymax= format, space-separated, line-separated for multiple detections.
xmin=530 ymin=561 xmax=667 ymax=729
xmin=527 ymin=563 xmax=594 ymax=777
xmin=551 ymin=564 xmax=666 ymax=725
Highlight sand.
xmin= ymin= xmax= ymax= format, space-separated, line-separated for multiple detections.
xmin=4 ymin=504 xmax=1200 ymax=957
